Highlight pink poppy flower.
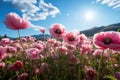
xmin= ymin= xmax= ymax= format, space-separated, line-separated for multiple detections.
xmin=68 ymin=53 xmax=77 ymax=64
xmin=81 ymin=41 xmax=92 ymax=51
xmin=34 ymin=68 xmax=40 ymax=75
xmin=56 ymin=46 xmax=68 ymax=55
xmin=7 ymin=46 xmax=17 ymax=53
xmin=32 ymin=43 xmax=44 ymax=50
xmin=26 ymin=48 xmax=41 ymax=59
xmin=68 ymin=45 xmax=76 ymax=52
xmin=0 ymin=46 xmax=6 ymax=61
xmin=93 ymin=31 xmax=120 ymax=50
xmin=93 ymin=49 xmax=110 ymax=58
xmin=80 ymin=34 xmax=87 ymax=41
xmin=26 ymin=36 xmax=36 ymax=42
xmin=93 ymin=49 xmax=103 ymax=57
xmin=12 ymin=43 xmax=22 ymax=50
xmin=21 ymin=38 xmax=27 ymax=42
xmin=49 ymin=23 xmax=66 ymax=38
xmin=0 ymin=62 xmax=5 ymax=68
xmin=63 ymin=32 xmax=79 ymax=45
xmin=0 ymin=38 xmax=10 ymax=46
xmin=40 ymin=62 xmax=49 ymax=73
xmin=13 ymin=61 xmax=23 ymax=71
xmin=79 ymin=49 xmax=87 ymax=55
xmin=40 ymin=27 xmax=46 ymax=33
xmin=4 ymin=12 xmax=30 ymax=30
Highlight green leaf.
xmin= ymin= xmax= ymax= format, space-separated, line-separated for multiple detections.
xmin=104 ymin=75 xmax=117 ymax=80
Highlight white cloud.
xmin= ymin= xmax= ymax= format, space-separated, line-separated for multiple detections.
xmin=22 ymin=0 xmax=60 ymax=21
xmin=113 ymin=4 xmax=120 ymax=8
xmin=96 ymin=0 xmax=101 ymax=2
xmin=96 ymin=0 xmax=120 ymax=9
xmin=39 ymin=0 xmax=60 ymax=17
xmin=3 ymin=0 xmax=60 ymax=30
xmin=3 ymin=0 xmax=60 ymax=21
xmin=30 ymin=24 xmax=45 ymax=31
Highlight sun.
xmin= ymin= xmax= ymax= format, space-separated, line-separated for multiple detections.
xmin=84 ymin=10 xmax=95 ymax=21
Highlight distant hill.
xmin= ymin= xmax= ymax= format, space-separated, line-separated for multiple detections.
xmin=80 ymin=23 xmax=120 ymax=36
xmin=31 ymin=34 xmax=51 ymax=40
xmin=0 ymin=34 xmax=51 ymax=40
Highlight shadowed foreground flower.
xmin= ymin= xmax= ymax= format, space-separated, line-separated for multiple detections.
xmin=13 ymin=61 xmax=23 ymax=71
xmin=40 ymin=62 xmax=49 ymax=73
xmin=7 ymin=64 xmax=14 ymax=71
xmin=114 ymin=72 xmax=120 ymax=80
xmin=4 ymin=12 xmax=30 ymax=30
xmin=93 ymin=31 xmax=120 ymax=50
xmin=17 ymin=73 xmax=29 ymax=80
xmin=49 ymin=23 xmax=66 ymax=38
xmin=0 ymin=62 xmax=5 ymax=68
xmin=85 ymin=68 xmax=97 ymax=80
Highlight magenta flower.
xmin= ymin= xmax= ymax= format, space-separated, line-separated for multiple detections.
xmin=13 ymin=61 xmax=23 ymax=71
xmin=114 ymin=72 xmax=120 ymax=80
xmin=4 ymin=12 xmax=30 ymax=30
xmin=93 ymin=31 xmax=120 ymax=50
xmin=26 ymin=48 xmax=41 ymax=59
xmin=49 ymin=23 xmax=66 ymax=38
xmin=63 ymin=32 xmax=79 ymax=45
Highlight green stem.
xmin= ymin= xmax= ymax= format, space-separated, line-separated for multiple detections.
xmin=78 ymin=65 xmax=82 ymax=80
xmin=110 ymin=50 xmax=114 ymax=75
xmin=18 ymin=30 xmax=24 ymax=50
xmin=97 ymin=51 xmax=104 ymax=80
xmin=43 ymin=33 xmax=45 ymax=42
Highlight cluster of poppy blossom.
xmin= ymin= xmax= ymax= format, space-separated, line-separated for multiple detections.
xmin=0 ymin=12 xmax=119 ymax=80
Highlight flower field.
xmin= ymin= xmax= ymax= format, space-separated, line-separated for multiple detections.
xmin=0 ymin=12 xmax=120 ymax=80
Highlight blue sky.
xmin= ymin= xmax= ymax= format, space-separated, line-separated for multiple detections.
xmin=0 ymin=0 xmax=120 ymax=38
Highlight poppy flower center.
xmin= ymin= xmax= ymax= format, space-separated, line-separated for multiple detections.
xmin=103 ymin=38 xmax=112 ymax=45
xmin=16 ymin=63 xmax=21 ymax=67
xmin=55 ymin=29 xmax=61 ymax=34
xmin=69 ymin=36 xmax=75 ymax=41
xmin=88 ymin=71 xmax=94 ymax=77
